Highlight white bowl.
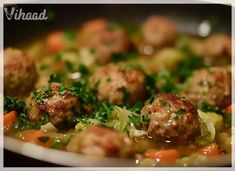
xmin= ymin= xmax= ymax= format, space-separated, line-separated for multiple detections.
xmin=4 ymin=135 xmax=232 ymax=167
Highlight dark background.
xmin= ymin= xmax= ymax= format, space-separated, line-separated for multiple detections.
xmin=4 ymin=4 xmax=231 ymax=46
xmin=3 ymin=4 xmax=232 ymax=167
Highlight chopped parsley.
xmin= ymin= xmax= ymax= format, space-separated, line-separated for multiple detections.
xmin=4 ymin=96 xmax=26 ymax=114
xmin=147 ymin=95 xmax=156 ymax=104
xmin=78 ymin=64 xmax=89 ymax=76
xmin=159 ymin=99 xmax=171 ymax=107
xmin=4 ymin=96 xmax=32 ymax=130
xmin=128 ymin=113 xmax=141 ymax=127
xmin=118 ymin=86 xmax=130 ymax=102
xmin=130 ymin=102 xmax=143 ymax=113
xmin=144 ymin=73 xmax=158 ymax=95
xmin=33 ymin=84 xmax=52 ymax=103
xmin=111 ymin=51 xmax=138 ymax=62
xmin=155 ymin=69 xmax=179 ymax=93
xmin=142 ymin=115 xmax=150 ymax=122
xmin=4 ymin=96 xmax=50 ymax=130
xmin=17 ymin=112 xmax=32 ymax=130
xmin=65 ymin=60 xmax=74 ymax=71
xmin=48 ymin=73 xmax=63 ymax=83
xmin=200 ymin=102 xmax=224 ymax=114
xmin=224 ymin=113 xmax=231 ymax=128
xmin=71 ymin=78 xmax=98 ymax=105
xmin=59 ymin=83 xmax=67 ymax=96
xmin=38 ymin=136 xmax=50 ymax=142
xmin=173 ymin=108 xmax=186 ymax=120
xmin=92 ymin=102 xmax=114 ymax=123
xmin=174 ymin=35 xmax=207 ymax=82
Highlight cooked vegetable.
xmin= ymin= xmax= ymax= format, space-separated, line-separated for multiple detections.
xmin=225 ymin=104 xmax=232 ymax=114
xmin=145 ymin=149 xmax=180 ymax=165
xmin=4 ymin=111 xmax=18 ymax=130
xmin=3 ymin=15 xmax=231 ymax=167
xmin=200 ymin=143 xmax=220 ymax=157
xmin=196 ymin=110 xmax=223 ymax=146
xmin=16 ymin=130 xmax=51 ymax=148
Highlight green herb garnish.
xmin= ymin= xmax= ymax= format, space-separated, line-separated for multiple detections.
xmin=159 ymin=99 xmax=171 ymax=107
xmin=38 ymin=136 xmax=50 ymax=142
xmin=173 ymin=108 xmax=186 ymax=120
xmin=200 ymin=102 xmax=224 ymax=114
xmin=128 ymin=114 xmax=141 ymax=127
xmin=119 ymin=86 xmax=130 ymax=102
xmin=142 ymin=115 xmax=150 ymax=122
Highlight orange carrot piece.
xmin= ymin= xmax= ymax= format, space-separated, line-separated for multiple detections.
xmin=225 ymin=104 xmax=232 ymax=114
xmin=45 ymin=31 xmax=65 ymax=53
xmin=19 ymin=130 xmax=51 ymax=148
xmin=145 ymin=149 xmax=180 ymax=164
xmin=200 ymin=143 xmax=220 ymax=157
xmin=4 ymin=111 xmax=17 ymax=129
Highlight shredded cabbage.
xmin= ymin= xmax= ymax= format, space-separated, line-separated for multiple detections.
xmin=108 ymin=106 xmax=147 ymax=137
xmin=75 ymin=118 xmax=100 ymax=132
xmin=196 ymin=110 xmax=223 ymax=146
xmin=108 ymin=106 xmax=132 ymax=132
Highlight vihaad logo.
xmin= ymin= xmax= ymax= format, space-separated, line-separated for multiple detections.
xmin=4 ymin=7 xmax=48 ymax=20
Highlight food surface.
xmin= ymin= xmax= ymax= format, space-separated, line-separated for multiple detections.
xmin=141 ymin=93 xmax=200 ymax=142
xmin=4 ymin=16 xmax=232 ymax=167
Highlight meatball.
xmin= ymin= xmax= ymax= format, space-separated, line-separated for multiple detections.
xmin=142 ymin=16 xmax=177 ymax=48
xmin=26 ymin=83 xmax=81 ymax=128
xmin=141 ymin=93 xmax=199 ymax=142
xmin=183 ymin=67 xmax=231 ymax=108
xmin=203 ymin=34 xmax=231 ymax=66
xmin=77 ymin=19 xmax=130 ymax=64
xmin=89 ymin=64 xmax=146 ymax=104
xmin=203 ymin=34 xmax=231 ymax=60
xmin=66 ymin=126 xmax=135 ymax=158
xmin=4 ymin=48 xmax=38 ymax=97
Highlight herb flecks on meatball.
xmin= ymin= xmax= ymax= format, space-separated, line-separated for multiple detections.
xmin=183 ymin=67 xmax=231 ymax=108
xmin=89 ymin=64 xmax=146 ymax=105
xmin=26 ymin=82 xmax=81 ymax=129
xmin=141 ymin=93 xmax=199 ymax=143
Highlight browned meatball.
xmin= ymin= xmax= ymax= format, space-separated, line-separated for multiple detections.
xmin=183 ymin=67 xmax=231 ymax=108
xmin=26 ymin=83 xmax=81 ymax=128
xmin=141 ymin=93 xmax=199 ymax=142
xmin=203 ymin=34 xmax=231 ymax=60
xmin=77 ymin=19 xmax=130 ymax=64
xmin=89 ymin=64 xmax=146 ymax=104
xmin=142 ymin=16 xmax=177 ymax=48
xmin=4 ymin=48 xmax=38 ymax=97
xmin=203 ymin=34 xmax=231 ymax=66
xmin=66 ymin=126 xmax=135 ymax=158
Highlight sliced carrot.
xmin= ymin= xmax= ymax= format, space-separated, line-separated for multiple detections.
xmin=225 ymin=104 xmax=232 ymax=114
xmin=45 ymin=31 xmax=65 ymax=53
xmin=145 ymin=149 xmax=180 ymax=165
xmin=19 ymin=130 xmax=51 ymax=148
xmin=4 ymin=111 xmax=17 ymax=129
xmin=200 ymin=143 xmax=220 ymax=157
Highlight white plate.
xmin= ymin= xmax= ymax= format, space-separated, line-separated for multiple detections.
xmin=4 ymin=136 xmax=136 ymax=167
xmin=4 ymin=136 xmax=232 ymax=167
